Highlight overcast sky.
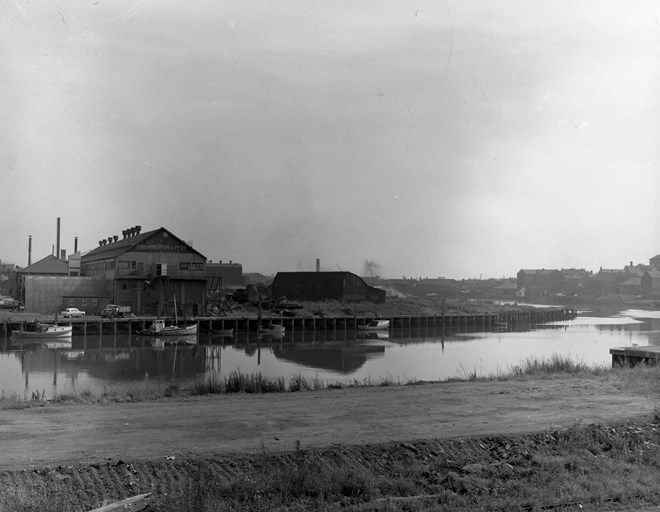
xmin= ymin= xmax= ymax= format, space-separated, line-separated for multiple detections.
xmin=2 ymin=0 xmax=659 ymax=279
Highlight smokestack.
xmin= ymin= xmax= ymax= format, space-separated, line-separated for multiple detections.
xmin=60 ymin=249 xmax=66 ymax=260
xmin=56 ymin=217 xmax=61 ymax=260
xmin=74 ymin=237 xmax=78 ymax=253
xmin=316 ymin=258 xmax=320 ymax=272
xmin=28 ymin=235 xmax=32 ymax=266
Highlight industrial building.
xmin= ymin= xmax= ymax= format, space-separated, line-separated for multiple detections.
xmin=80 ymin=226 xmax=208 ymax=317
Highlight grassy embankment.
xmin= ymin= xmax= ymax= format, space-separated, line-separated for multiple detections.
xmin=4 ymin=363 xmax=660 ymax=512
xmin=0 ymin=354 xmax=632 ymax=409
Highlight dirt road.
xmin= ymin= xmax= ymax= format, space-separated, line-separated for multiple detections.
xmin=2 ymin=375 xmax=657 ymax=471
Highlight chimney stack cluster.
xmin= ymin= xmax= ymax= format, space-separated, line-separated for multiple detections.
xmin=26 ymin=218 xmax=79 ymax=265
xmin=100 ymin=225 xmax=143 ymax=246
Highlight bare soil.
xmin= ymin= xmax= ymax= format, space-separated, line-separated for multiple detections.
xmin=2 ymin=374 xmax=660 ymax=510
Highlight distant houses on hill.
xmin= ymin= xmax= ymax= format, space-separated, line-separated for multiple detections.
xmin=515 ymin=258 xmax=660 ymax=300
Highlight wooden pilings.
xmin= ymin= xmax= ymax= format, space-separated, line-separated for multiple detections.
xmin=0 ymin=308 xmax=577 ymax=337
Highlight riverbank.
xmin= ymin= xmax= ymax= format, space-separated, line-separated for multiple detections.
xmin=2 ymin=364 xmax=660 ymax=511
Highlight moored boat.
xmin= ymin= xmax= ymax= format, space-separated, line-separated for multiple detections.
xmin=139 ymin=319 xmax=198 ymax=336
xmin=357 ymin=319 xmax=390 ymax=330
xmin=12 ymin=324 xmax=73 ymax=339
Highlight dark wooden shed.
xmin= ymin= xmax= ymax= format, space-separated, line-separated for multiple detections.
xmin=271 ymin=271 xmax=386 ymax=303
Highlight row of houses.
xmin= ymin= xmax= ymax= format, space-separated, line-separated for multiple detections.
xmin=517 ymin=259 xmax=660 ymax=300
xmin=3 ymin=226 xmax=385 ymax=315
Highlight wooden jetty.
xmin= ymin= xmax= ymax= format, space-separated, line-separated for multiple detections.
xmin=1 ymin=308 xmax=577 ymax=337
xmin=610 ymin=345 xmax=660 ymax=366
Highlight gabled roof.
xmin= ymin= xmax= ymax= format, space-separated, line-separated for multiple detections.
xmin=624 ymin=266 xmax=647 ymax=276
xmin=82 ymin=227 xmax=206 ymax=261
xmin=19 ymin=255 xmax=68 ymax=275
xmin=518 ymin=269 xmax=559 ymax=275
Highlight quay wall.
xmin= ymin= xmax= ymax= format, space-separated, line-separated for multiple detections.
xmin=1 ymin=308 xmax=577 ymax=337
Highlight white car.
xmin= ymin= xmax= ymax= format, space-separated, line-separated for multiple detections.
xmin=60 ymin=307 xmax=86 ymax=318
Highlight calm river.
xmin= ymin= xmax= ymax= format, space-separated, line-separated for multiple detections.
xmin=1 ymin=308 xmax=659 ymax=400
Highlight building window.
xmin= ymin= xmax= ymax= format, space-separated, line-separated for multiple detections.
xmin=179 ymin=262 xmax=190 ymax=270
xmin=69 ymin=299 xmax=74 ymax=306
xmin=192 ymin=262 xmax=204 ymax=271
xmin=92 ymin=299 xmax=98 ymax=306
xmin=82 ymin=299 xmax=88 ymax=306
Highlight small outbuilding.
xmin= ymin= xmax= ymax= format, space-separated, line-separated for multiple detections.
xmin=270 ymin=271 xmax=386 ymax=303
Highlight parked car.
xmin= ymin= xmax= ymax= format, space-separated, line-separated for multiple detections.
xmin=60 ymin=307 xmax=86 ymax=318
xmin=0 ymin=298 xmax=21 ymax=310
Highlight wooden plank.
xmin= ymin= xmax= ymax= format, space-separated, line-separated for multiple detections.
xmin=87 ymin=493 xmax=152 ymax=512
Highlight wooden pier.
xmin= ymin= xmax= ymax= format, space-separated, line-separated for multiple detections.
xmin=1 ymin=308 xmax=577 ymax=337
xmin=610 ymin=345 xmax=660 ymax=366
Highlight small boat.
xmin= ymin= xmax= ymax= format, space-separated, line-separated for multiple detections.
xmin=258 ymin=324 xmax=285 ymax=334
xmin=139 ymin=319 xmax=198 ymax=336
xmin=12 ymin=324 xmax=73 ymax=339
xmin=139 ymin=294 xmax=198 ymax=336
xmin=357 ymin=319 xmax=390 ymax=330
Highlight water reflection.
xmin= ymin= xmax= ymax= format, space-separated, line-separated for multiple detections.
xmin=2 ymin=309 xmax=659 ymax=398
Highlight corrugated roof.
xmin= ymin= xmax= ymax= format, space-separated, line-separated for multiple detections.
xmin=82 ymin=227 xmax=206 ymax=261
xmin=19 ymin=255 xmax=68 ymax=275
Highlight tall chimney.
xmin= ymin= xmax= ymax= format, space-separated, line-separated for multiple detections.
xmin=56 ymin=217 xmax=61 ymax=260
xmin=74 ymin=237 xmax=78 ymax=253
xmin=28 ymin=235 xmax=32 ymax=266
xmin=316 ymin=258 xmax=320 ymax=272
